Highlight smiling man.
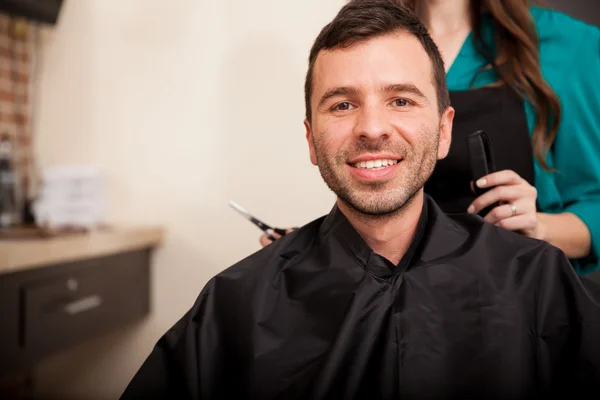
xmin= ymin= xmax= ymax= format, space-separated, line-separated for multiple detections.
xmin=303 ymin=14 xmax=453 ymax=266
xmin=121 ymin=1 xmax=600 ymax=399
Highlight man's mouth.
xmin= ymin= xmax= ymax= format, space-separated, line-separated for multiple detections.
xmin=350 ymin=159 xmax=399 ymax=170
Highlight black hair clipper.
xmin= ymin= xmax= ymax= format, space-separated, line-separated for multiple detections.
xmin=467 ymin=130 xmax=499 ymax=216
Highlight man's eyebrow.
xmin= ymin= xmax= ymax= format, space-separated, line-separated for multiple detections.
xmin=317 ymin=83 xmax=428 ymax=110
xmin=317 ymin=86 xmax=359 ymax=109
xmin=382 ymin=83 xmax=427 ymax=100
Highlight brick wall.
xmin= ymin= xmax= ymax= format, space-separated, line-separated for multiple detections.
xmin=0 ymin=13 xmax=34 ymax=208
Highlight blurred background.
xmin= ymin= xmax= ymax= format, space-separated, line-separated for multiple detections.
xmin=0 ymin=0 xmax=597 ymax=399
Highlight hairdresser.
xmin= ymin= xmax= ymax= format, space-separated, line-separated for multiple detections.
xmin=260 ymin=0 xmax=600 ymax=276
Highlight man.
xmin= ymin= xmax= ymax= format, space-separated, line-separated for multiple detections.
xmin=121 ymin=1 xmax=600 ymax=398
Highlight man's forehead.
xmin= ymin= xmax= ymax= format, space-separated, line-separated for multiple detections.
xmin=312 ymin=32 xmax=433 ymax=92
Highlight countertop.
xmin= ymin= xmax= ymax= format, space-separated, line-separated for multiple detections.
xmin=0 ymin=225 xmax=165 ymax=275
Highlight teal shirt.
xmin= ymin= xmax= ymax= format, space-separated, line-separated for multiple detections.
xmin=446 ymin=7 xmax=600 ymax=275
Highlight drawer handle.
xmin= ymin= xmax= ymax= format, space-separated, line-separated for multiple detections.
xmin=63 ymin=295 xmax=103 ymax=315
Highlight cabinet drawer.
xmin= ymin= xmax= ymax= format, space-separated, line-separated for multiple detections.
xmin=21 ymin=251 xmax=149 ymax=358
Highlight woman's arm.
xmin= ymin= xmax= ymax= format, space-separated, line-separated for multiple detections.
xmin=537 ymin=212 xmax=591 ymax=259
xmin=469 ymin=169 xmax=595 ymax=261
xmin=548 ymin=27 xmax=600 ymax=273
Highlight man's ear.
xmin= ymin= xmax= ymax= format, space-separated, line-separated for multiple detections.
xmin=305 ymin=119 xmax=317 ymax=166
xmin=437 ymin=106 xmax=454 ymax=160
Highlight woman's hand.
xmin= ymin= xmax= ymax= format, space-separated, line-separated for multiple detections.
xmin=259 ymin=228 xmax=296 ymax=247
xmin=467 ymin=170 xmax=545 ymax=240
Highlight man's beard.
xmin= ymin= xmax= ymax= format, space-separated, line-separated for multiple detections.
xmin=313 ymin=129 xmax=440 ymax=217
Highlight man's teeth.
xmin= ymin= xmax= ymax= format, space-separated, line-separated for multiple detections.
xmin=352 ymin=159 xmax=399 ymax=169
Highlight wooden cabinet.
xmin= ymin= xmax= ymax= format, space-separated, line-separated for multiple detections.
xmin=0 ymin=227 xmax=163 ymax=378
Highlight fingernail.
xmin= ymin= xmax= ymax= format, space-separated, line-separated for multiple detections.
xmin=476 ymin=178 xmax=487 ymax=187
xmin=467 ymin=205 xmax=475 ymax=213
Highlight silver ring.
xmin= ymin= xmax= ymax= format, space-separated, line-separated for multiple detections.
xmin=510 ymin=203 xmax=517 ymax=217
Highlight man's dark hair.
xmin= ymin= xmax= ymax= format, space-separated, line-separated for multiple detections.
xmin=304 ymin=0 xmax=450 ymax=122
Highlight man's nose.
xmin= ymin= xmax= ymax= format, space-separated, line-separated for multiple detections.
xmin=353 ymin=104 xmax=392 ymax=140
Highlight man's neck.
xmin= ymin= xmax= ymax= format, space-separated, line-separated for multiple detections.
xmin=337 ymin=191 xmax=425 ymax=266
xmin=419 ymin=0 xmax=472 ymax=36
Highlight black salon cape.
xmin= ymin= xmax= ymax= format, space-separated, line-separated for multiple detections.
xmin=121 ymin=196 xmax=600 ymax=400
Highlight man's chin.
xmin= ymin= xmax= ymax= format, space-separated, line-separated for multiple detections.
xmin=338 ymin=197 xmax=406 ymax=217
xmin=336 ymin=188 xmax=421 ymax=218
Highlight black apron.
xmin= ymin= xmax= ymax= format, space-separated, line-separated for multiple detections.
xmin=425 ymin=85 xmax=535 ymax=215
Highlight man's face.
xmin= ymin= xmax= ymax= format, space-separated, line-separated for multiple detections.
xmin=305 ymin=31 xmax=453 ymax=216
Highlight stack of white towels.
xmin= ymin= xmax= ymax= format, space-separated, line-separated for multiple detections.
xmin=33 ymin=165 xmax=107 ymax=230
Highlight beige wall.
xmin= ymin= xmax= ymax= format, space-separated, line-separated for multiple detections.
xmin=31 ymin=0 xmax=343 ymax=398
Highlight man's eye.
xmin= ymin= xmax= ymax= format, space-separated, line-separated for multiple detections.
xmin=332 ymin=102 xmax=354 ymax=111
xmin=393 ymin=98 xmax=409 ymax=107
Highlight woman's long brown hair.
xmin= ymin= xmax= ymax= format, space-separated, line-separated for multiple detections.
xmin=396 ymin=0 xmax=561 ymax=170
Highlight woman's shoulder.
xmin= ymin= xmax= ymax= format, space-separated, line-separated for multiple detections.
xmin=530 ymin=7 xmax=599 ymax=90
xmin=531 ymin=6 xmax=599 ymax=52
